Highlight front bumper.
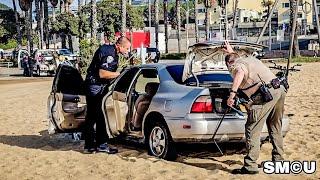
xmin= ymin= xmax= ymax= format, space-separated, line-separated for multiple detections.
xmin=165 ymin=113 xmax=290 ymax=143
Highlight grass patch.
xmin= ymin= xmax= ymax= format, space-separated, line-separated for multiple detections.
xmin=292 ymin=57 xmax=320 ymax=63
xmin=263 ymin=57 xmax=320 ymax=63
xmin=160 ymin=53 xmax=186 ymax=60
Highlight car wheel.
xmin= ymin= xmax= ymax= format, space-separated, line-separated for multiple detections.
xmin=147 ymin=121 xmax=177 ymax=160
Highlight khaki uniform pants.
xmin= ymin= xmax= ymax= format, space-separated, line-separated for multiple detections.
xmin=244 ymin=86 xmax=286 ymax=171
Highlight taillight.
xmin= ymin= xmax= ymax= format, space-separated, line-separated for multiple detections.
xmin=191 ymin=96 xmax=213 ymax=113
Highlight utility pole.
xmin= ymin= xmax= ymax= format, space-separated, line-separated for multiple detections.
xmin=121 ymin=0 xmax=126 ymax=36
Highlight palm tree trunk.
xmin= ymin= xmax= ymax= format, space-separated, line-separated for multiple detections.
xmin=35 ymin=0 xmax=41 ymax=48
xmin=28 ymin=2 xmax=34 ymax=54
xmin=44 ymin=0 xmax=49 ymax=49
xmin=52 ymin=6 xmax=56 ymax=50
xmin=290 ymin=0 xmax=300 ymax=57
xmin=176 ymin=0 xmax=181 ymax=53
xmin=121 ymin=0 xmax=126 ymax=36
xmin=91 ymin=0 xmax=97 ymax=40
xmin=164 ymin=0 xmax=169 ymax=53
xmin=194 ymin=0 xmax=199 ymax=42
xmin=205 ymin=0 xmax=210 ymax=40
xmin=313 ymin=0 xmax=320 ymax=43
xmin=231 ymin=0 xmax=239 ymax=40
xmin=154 ymin=0 xmax=159 ymax=49
xmin=68 ymin=34 xmax=73 ymax=52
xmin=13 ymin=0 xmax=22 ymax=48
xmin=78 ymin=0 xmax=83 ymax=39
xmin=40 ymin=0 xmax=44 ymax=49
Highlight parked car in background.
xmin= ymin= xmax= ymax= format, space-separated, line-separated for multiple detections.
xmin=17 ymin=49 xmax=57 ymax=76
xmin=32 ymin=49 xmax=57 ymax=76
xmin=47 ymin=41 xmax=290 ymax=160
xmin=56 ymin=49 xmax=78 ymax=62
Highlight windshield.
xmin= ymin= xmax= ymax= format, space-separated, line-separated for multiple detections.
xmin=59 ymin=49 xmax=71 ymax=55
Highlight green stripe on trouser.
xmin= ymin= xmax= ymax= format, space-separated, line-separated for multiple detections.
xmin=243 ymin=86 xmax=286 ymax=172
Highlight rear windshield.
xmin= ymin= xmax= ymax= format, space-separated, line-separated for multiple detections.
xmin=166 ymin=65 xmax=233 ymax=85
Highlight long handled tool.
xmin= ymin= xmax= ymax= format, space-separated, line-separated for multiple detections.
xmin=211 ymin=102 xmax=245 ymax=156
xmin=211 ymin=107 xmax=230 ymax=156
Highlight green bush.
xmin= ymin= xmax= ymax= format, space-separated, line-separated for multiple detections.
xmin=0 ymin=39 xmax=17 ymax=50
xmin=79 ymin=38 xmax=99 ymax=75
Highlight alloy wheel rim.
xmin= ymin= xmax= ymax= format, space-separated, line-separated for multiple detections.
xmin=149 ymin=126 xmax=166 ymax=156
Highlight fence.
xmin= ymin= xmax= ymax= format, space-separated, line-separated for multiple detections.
xmin=0 ymin=62 xmax=14 ymax=68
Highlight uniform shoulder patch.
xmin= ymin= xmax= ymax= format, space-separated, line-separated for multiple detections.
xmin=106 ymin=56 xmax=114 ymax=63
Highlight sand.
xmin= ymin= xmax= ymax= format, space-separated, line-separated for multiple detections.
xmin=0 ymin=63 xmax=319 ymax=180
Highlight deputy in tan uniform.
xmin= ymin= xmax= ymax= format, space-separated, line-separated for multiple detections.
xmin=224 ymin=42 xmax=287 ymax=174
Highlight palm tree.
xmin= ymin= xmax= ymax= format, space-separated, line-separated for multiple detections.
xmin=12 ymin=0 xmax=22 ymax=48
xmin=35 ymin=0 xmax=42 ymax=48
xmin=44 ymin=0 xmax=49 ymax=49
xmin=121 ymin=0 xmax=126 ymax=36
xmin=194 ymin=0 xmax=199 ymax=42
xmin=205 ymin=0 xmax=210 ymax=40
xmin=176 ymin=0 xmax=181 ymax=53
xmin=91 ymin=0 xmax=97 ymax=40
xmin=164 ymin=0 xmax=169 ymax=53
xmin=289 ymin=0 xmax=300 ymax=57
xmin=19 ymin=0 xmax=33 ymax=53
xmin=312 ymin=0 xmax=320 ymax=43
xmin=50 ymin=0 xmax=58 ymax=50
xmin=232 ymin=0 xmax=239 ymax=39
xmin=154 ymin=0 xmax=159 ymax=49
xmin=261 ymin=0 xmax=273 ymax=50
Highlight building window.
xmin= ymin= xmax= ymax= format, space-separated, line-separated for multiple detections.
xmin=298 ymin=13 xmax=303 ymax=18
xmin=213 ymin=8 xmax=217 ymax=13
xmin=282 ymin=3 xmax=290 ymax=8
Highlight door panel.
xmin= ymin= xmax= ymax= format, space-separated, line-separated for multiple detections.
xmin=104 ymin=95 xmax=128 ymax=135
xmin=48 ymin=64 xmax=86 ymax=133
xmin=103 ymin=67 xmax=139 ymax=136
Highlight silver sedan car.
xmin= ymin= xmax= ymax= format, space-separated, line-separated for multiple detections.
xmin=47 ymin=41 xmax=289 ymax=160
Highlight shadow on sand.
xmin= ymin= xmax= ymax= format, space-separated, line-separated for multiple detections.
xmin=0 ymin=130 xmax=247 ymax=173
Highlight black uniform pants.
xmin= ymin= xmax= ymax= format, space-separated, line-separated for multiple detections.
xmin=83 ymin=93 xmax=108 ymax=149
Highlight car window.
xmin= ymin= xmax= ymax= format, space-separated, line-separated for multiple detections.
xmin=134 ymin=69 xmax=160 ymax=94
xmin=113 ymin=67 xmax=139 ymax=94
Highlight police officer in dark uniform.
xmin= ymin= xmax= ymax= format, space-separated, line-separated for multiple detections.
xmin=83 ymin=36 xmax=131 ymax=154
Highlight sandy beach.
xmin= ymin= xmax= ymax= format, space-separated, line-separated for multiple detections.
xmin=0 ymin=63 xmax=319 ymax=180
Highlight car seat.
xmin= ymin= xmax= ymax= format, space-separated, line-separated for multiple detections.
xmin=132 ymin=82 xmax=159 ymax=129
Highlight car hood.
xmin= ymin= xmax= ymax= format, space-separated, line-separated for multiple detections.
xmin=182 ymin=41 xmax=267 ymax=83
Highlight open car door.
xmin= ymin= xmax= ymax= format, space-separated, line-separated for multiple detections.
xmin=47 ymin=64 xmax=86 ymax=134
xmin=103 ymin=67 xmax=139 ymax=137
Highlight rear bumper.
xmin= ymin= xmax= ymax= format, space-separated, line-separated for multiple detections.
xmin=165 ymin=114 xmax=290 ymax=143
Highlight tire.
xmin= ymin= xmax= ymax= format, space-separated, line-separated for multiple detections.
xmin=147 ymin=121 xmax=177 ymax=160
